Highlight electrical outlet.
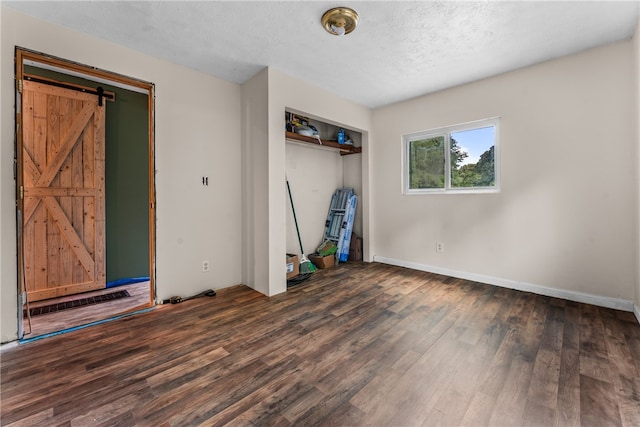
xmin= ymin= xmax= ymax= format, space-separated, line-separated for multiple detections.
xmin=202 ymin=260 xmax=210 ymax=272
xmin=436 ymin=242 xmax=444 ymax=253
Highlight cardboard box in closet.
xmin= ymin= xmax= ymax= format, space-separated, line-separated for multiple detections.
xmin=309 ymin=254 xmax=335 ymax=269
xmin=286 ymin=254 xmax=299 ymax=279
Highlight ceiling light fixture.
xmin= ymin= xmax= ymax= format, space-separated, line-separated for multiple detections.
xmin=321 ymin=7 xmax=359 ymax=36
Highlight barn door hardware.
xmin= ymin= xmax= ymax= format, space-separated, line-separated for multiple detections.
xmin=23 ymin=75 xmax=115 ymax=103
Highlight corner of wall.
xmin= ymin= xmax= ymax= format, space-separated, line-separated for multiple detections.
xmin=0 ymin=6 xmax=19 ymax=344
xmin=634 ymin=19 xmax=640 ymax=321
xmin=240 ymin=68 xmax=272 ymax=296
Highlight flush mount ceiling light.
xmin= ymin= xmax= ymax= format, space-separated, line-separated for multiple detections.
xmin=321 ymin=7 xmax=359 ymax=36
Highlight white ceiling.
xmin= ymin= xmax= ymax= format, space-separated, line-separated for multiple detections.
xmin=4 ymin=1 xmax=639 ymax=108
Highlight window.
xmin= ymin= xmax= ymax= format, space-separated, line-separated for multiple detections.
xmin=403 ymin=118 xmax=499 ymax=194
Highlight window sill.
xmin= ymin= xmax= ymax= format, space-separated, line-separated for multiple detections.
xmin=404 ymin=188 xmax=500 ymax=195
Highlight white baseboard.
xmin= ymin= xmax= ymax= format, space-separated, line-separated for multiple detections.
xmin=374 ymin=256 xmax=636 ymax=314
xmin=0 ymin=340 xmax=19 ymax=352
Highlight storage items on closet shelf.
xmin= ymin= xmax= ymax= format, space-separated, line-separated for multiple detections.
xmin=286 ymin=112 xmax=318 ymax=136
xmin=284 ymin=111 xmax=360 ymax=154
xmin=285 ymin=131 xmax=360 ymax=155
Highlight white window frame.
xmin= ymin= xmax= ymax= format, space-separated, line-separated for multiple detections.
xmin=403 ymin=117 xmax=500 ymax=195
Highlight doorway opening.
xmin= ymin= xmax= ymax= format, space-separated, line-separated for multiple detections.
xmin=15 ymin=47 xmax=156 ymax=339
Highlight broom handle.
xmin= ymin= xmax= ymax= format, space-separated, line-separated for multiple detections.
xmin=286 ymin=180 xmax=306 ymax=254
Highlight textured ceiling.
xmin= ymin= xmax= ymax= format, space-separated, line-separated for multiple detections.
xmin=4 ymin=1 xmax=639 ymax=108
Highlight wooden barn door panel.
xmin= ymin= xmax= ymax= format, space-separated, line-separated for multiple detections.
xmin=21 ymin=80 xmax=106 ymax=302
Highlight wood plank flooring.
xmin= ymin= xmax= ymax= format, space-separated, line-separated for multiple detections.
xmin=22 ymin=281 xmax=152 ymax=338
xmin=2 ymin=262 xmax=639 ymax=426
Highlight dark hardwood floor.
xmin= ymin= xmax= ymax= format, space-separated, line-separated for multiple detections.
xmin=1 ymin=262 xmax=639 ymax=426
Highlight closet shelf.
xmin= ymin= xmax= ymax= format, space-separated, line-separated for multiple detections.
xmin=285 ymin=131 xmax=361 ymax=156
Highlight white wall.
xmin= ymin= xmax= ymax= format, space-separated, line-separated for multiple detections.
xmin=372 ymin=40 xmax=636 ymax=308
xmin=0 ymin=4 xmax=15 ymax=343
xmin=1 ymin=8 xmax=243 ymax=343
xmin=241 ymin=69 xmax=270 ymax=295
xmin=285 ymin=143 xmax=344 ymax=256
xmin=634 ymin=21 xmax=640 ymax=320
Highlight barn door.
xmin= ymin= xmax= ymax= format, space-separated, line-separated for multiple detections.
xmin=21 ymin=79 xmax=106 ymax=302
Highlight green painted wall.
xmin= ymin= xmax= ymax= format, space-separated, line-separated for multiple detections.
xmin=25 ymin=66 xmax=150 ymax=283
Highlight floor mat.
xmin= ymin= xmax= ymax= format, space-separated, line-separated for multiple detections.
xmin=25 ymin=290 xmax=131 ymax=317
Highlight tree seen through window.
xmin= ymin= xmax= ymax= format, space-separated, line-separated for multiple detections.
xmin=406 ymin=120 xmax=498 ymax=192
